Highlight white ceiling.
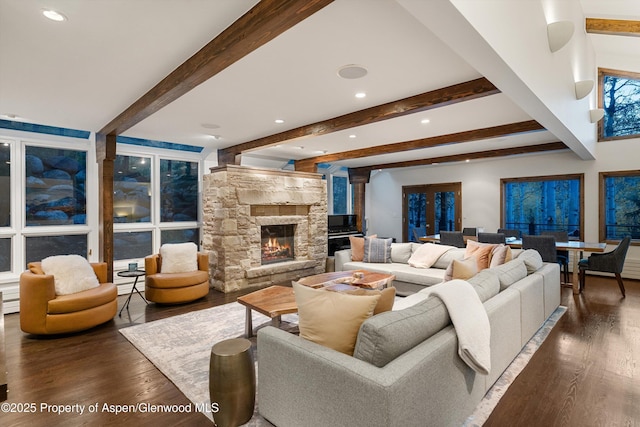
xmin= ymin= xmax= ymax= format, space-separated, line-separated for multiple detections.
xmin=1 ymin=0 xmax=639 ymax=170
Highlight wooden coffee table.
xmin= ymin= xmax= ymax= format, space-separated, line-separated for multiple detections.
xmin=297 ymin=270 xmax=395 ymax=290
xmin=237 ymin=285 xmax=297 ymax=338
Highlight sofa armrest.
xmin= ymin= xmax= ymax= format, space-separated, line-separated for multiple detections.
xmin=334 ymin=249 xmax=352 ymax=271
xmin=19 ymin=271 xmax=57 ymax=334
xmin=145 ymin=254 xmax=160 ymax=275
xmin=197 ymin=252 xmax=209 ymax=271
xmin=257 ymin=325 xmax=482 ymax=427
xmin=90 ymin=262 xmax=108 ymax=283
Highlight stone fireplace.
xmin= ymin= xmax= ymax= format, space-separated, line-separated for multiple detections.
xmin=202 ymin=165 xmax=327 ymax=292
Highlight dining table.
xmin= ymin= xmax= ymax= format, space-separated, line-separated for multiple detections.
xmin=418 ymin=235 xmax=607 ymax=294
xmin=507 ymin=239 xmax=607 ymax=294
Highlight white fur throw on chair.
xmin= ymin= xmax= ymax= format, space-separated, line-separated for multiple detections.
xmin=160 ymin=242 xmax=198 ymax=273
xmin=41 ymin=254 xmax=100 ymax=295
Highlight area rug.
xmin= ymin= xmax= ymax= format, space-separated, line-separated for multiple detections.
xmin=120 ymin=302 xmax=566 ymax=426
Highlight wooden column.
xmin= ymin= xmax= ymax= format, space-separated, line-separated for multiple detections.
xmin=96 ymin=133 xmax=116 ymax=282
xmin=348 ymin=168 xmax=371 ymax=234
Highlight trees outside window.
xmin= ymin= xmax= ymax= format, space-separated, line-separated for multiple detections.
xmin=600 ymin=170 xmax=640 ymax=242
xmin=501 ymin=174 xmax=583 ymax=239
xmin=599 ymin=68 xmax=640 ymax=140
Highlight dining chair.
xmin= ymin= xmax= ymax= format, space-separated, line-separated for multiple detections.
xmin=412 ymin=228 xmax=422 ymax=243
xmin=439 ymin=231 xmax=465 ymax=248
xmin=478 ymin=232 xmax=506 ymax=244
xmin=522 ymin=235 xmax=568 ymax=283
xmin=462 ymin=227 xmax=477 ymax=237
xmin=497 ymin=228 xmax=521 ymax=239
xmin=578 ymin=236 xmax=631 ymax=297
xmin=541 ymin=231 xmax=570 ymax=284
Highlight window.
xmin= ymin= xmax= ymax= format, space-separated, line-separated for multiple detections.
xmin=25 ymin=145 xmax=87 ymax=225
xmin=114 ymin=155 xmax=151 ymax=223
xmin=0 ymin=238 xmax=10 ymax=272
xmin=599 ymin=68 xmax=640 ymax=141
xmin=600 ymin=170 xmax=640 ymax=242
xmin=0 ymin=142 xmax=9 ymax=227
xmin=160 ymin=159 xmax=198 ymax=222
xmin=25 ymin=234 xmax=87 ymax=265
xmin=332 ymin=175 xmax=348 ymax=214
xmin=501 ymin=174 xmax=583 ymax=239
xmin=113 ymin=153 xmax=200 ymax=263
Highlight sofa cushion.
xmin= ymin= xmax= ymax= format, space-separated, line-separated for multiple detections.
xmin=444 ymin=257 xmax=478 ymax=282
xmin=390 ymin=264 xmax=446 ymax=287
xmin=489 ymin=259 xmax=528 ymax=290
xmin=146 ymin=270 xmax=209 ymax=289
xmin=293 ymin=281 xmax=380 ymax=355
xmin=515 ymin=249 xmax=544 ymax=274
xmin=341 ymin=261 xmax=396 ymax=274
xmin=354 ymin=297 xmax=451 ymax=367
xmin=390 ymin=243 xmax=413 ymax=263
xmin=466 ymin=270 xmax=501 ymax=302
xmin=363 ymin=237 xmax=392 ymax=263
xmin=349 ymin=234 xmax=376 ymax=261
xmin=432 ymin=248 xmax=466 ymax=269
xmin=41 ymin=255 xmax=100 ymax=296
xmin=407 ymin=243 xmax=454 ymax=268
xmin=489 ymin=244 xmax=513 ymax=268
xmin=465 ymin=240 xmax=497 ymax=270
xmin=48 ymin=282 xmax=117 ymax=314
xmin=160 ymin=242 xmax=198 ymax=273
xmin=337 ymin=286 xmax=396 ymax=315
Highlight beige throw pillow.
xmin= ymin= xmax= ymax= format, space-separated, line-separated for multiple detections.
xmin=337 ymin=286 xmax=396 ymax=315
xmin=489 ymin=244 xmax=513 ymax=268
xmin=292 ymin=281 xmax=381 ymax=355
xmin=443 ymin=257 xmax=478 ymax=282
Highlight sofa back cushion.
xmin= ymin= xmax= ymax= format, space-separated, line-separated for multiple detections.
xmin=432 ymin=248 xmax=466 ymax=269
xmin=354 ymin=297 xmax=451 ymax=367
xmin=466 ymin=270 xmax=501 ymax=302
xmin=489 ymin=258 xmax=528 ymax=290
xmin=514 ymin=249 xmax=544 ymax=274
xmin=390 ymin=243 xmax=414 ymax=263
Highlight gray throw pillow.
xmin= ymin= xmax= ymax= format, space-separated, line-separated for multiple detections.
xmin=363 ymin=237 xmax=392 ymax=263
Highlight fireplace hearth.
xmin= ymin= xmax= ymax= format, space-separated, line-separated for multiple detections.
xmin=261 ymin=225 xmax=295 ymax=265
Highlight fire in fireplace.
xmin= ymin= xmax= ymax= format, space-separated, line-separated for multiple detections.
xmin=261 ymin=225 xmax=295 ymax=265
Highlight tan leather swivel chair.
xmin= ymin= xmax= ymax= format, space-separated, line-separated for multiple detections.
xmin=144 ymin=252 xmax=210 ymax=304
xmin=20 ymin=262 xmax=117 ymax=335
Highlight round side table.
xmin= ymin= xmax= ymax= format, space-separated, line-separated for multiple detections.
xmin=117 ymin=270 xmax=148 ymax=316
xmin=209 ymin=338 xmax=255 ymax=427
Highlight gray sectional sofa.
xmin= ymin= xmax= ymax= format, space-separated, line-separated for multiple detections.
xmin=257 ymin=247 xmax=561 ymax=427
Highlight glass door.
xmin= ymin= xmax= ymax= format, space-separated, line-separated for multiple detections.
xmin=403 ymin=183 xmax=461 ymax=242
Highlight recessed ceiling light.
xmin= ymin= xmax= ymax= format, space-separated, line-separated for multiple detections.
xmin=355 ymin=92 xmax=366 ymax=99
xmin=421 ymin=118 xmax=430 ymax=124
xmin=314 ymin=150 xmax=328 ymax=154
xmin=337 ymin=64 xmax=368 ymax=79
xmin=42 ymin=9 xmax=67 ymax=22
xmin=1 ymin=113 xmax=19 ymax=119
xmin=465 ymin=159 xmax=470 ymax=163
xmin=349 ymin=134 xmax=356 ymax=139
xmin=295 ymin=146 xmax=304 ymax=149
xmin=275 ymin=119 xmax=285 ymax=124
xmin=210 ymin=135 xmax=222 ymax=140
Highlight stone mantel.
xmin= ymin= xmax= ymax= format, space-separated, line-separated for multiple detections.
xmin=202 ymin=165 xmax=327 ymax=292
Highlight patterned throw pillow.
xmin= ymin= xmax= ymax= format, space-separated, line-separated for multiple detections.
xmin=349 ymin=234 xmax=377 ymax=261
xmin=363 ymin=237 xmax=393 ymax=263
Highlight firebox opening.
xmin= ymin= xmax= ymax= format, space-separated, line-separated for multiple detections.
xmin=261 ymin=225 xmax=295 ymax=265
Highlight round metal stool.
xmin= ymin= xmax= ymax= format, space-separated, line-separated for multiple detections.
xmin=209 ymin=338 xmax=255 ymax=427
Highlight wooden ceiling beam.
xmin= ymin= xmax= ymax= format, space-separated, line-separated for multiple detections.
xmin=348 ymin=141 xmax=567 ymax=176
xmin=218 ymin=77 xmax=500 ymax=165
xmin=294 ymin=120 xmax=544 ymax=172
xmin=98 ymin=0 xmax=334 ymax=136
xmin=586 ymin=18 xmax=640 ymax=37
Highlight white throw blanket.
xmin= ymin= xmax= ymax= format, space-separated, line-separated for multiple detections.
xmin=420 ymin=280 xmax=491 ymax=375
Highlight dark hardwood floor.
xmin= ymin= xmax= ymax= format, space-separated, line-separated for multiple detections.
xmin=2 ymin=275 xmax=639 ymax=426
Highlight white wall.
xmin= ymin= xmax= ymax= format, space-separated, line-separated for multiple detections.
xmin=366 ymin=137 xmax=640 ymax=257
